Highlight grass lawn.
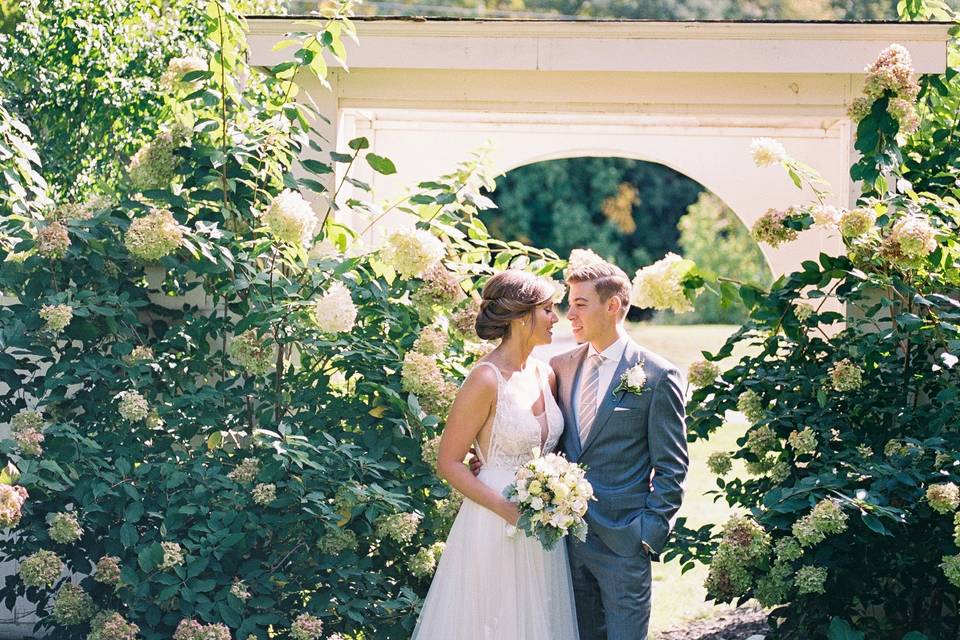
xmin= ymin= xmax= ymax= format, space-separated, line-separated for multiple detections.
xmin=624 ymin=323 xmax=754 ymax=636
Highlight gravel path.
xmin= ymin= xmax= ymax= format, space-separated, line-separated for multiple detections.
xmin=655 ymin=607 xmax=769 ymax=640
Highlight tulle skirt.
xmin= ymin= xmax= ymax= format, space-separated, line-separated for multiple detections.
xmin=412 ymin=468 xmax=580 ymax=640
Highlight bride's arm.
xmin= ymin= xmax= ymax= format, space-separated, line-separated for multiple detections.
xmin=437 ymin=366 xmax=519 ymax=526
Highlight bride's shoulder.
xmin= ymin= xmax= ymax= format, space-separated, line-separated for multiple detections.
xmin=463 ymin=360 xmax=500 ymax=390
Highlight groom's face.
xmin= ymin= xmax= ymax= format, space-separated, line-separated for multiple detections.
xmin=566 ymin=280 xmax=618 ymax=345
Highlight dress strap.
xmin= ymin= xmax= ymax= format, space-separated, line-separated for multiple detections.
xmin=474 ymin=360 xmax=504 ymax=381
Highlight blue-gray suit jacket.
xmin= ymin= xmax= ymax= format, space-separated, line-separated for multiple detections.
xmin=550 ymin=339 xmax=688 ymax=557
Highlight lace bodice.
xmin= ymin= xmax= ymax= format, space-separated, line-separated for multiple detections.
xmin=474 ymin=360 xmax=564 ymax=470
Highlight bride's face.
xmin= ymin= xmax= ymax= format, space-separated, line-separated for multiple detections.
xmin=524 ymin=301 xmax=559 ymax=346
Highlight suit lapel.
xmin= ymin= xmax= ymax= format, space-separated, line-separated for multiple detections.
xmin=580 ymin=339 xmax=640 ymax=456
xmin=562 ymin=344 xmax=589 ymax=459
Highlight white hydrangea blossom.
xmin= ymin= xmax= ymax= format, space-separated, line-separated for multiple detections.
xmin=127 ymin=127 xmax=188 ymax=192
xmin=313 ymin=282 xmax=357 ymax=334
xmin=160 ymin=55 xmax=207 ymax=90
xmin=811 ymin=204 xmax=843 ymax=229
xmin=117 ymin=390 xmax=149 ymax=422
xmin=380 ymin=228 xmax=445 ymax=279
xmin=262 ymin=189 xmax=319 ymax=246
xmin=630 ymin=253 xmax=696 ymax=313
xmin=40 ymin=304 xmax=73 ymax=333
xmin=125 ymin=208 xmax=184 ymax=261
xmin=564 ymin=248 xmax=605 ymax=278
xmin=750 ymin=137 xmax=788 ymax=167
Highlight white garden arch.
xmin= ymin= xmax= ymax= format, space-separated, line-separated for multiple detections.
xmin=247 ymin=17 xmax=952 ymax=277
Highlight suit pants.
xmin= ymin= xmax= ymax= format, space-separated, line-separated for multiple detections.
xmin=567 ymin=529 xmax=652 ymax=640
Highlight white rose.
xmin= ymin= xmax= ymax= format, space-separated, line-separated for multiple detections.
xmin=530 ymin=497 xmax=544 ymax=511
xmin=625 ymin=365 xmax=647 ymax=389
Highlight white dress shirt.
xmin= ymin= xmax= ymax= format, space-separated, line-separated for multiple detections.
xmin=572 ymin=334 xmax=630 ymax=424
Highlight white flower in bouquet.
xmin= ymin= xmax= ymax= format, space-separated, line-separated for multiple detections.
xmin=630 ymin=253 xmax=696 ymax=313
xmin=503 ymin=451 xmax=595 ymax=550
xmin=313 ymin=282 xmax=357 ymax=334
xmin=750 ymin=137 xmax=788 ymax=167
xmin=380 ymin=228 xmax=444 ymax=279
xmin=263 ymin=189 xmax=319 ymax=247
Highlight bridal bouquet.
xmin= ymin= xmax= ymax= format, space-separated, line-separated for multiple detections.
xmin=503 ymin=450 xmax=595 ymax=551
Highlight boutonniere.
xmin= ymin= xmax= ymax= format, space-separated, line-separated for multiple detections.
xmin=614 ymin=361 xmax=647 ymax=397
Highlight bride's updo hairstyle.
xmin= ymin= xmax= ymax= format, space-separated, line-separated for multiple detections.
xmin=476 ymin=270 xmax=557 ymax=341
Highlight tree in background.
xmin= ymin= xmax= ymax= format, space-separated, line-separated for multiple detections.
xmin=349 ymin=0 xmax=902 ymax=21
xmin=0 ymin=0 xmax=207 ymax=200
xmin=483 ymin=157 xmax=703 ymax=280
xmin=672 ymin=192 xmax=772 ymax=324
xmin=0 ymin=0 xmax=286 ymax=202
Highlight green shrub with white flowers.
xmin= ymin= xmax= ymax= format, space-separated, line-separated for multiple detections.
xmin=0 ymin=1 xmax=560 ymax=638
xmin=661 ymin=25 xmax=960 ymax=639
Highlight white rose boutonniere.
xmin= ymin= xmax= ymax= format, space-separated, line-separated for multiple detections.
xmin=614 ymin=361 xmax=647 ymax=397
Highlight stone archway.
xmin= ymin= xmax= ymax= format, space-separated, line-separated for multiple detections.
xmin=247 ymin=18 xmax=952 ymax=279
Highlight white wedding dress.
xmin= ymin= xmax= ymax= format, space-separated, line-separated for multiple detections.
xmin=412 ymin=359 xmax=580 ymax=640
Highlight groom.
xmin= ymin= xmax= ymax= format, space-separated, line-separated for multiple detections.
xmin=552 ymin=258 xmax=688 ymax=640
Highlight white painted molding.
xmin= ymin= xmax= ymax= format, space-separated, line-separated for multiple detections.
xmin=248 ymin=18 xmax=951 ymax=74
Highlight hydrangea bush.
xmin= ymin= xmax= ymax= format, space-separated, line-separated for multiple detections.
xmin=665 ymin=36 xmax=960 ymax=639
xmin=0 ymin=2 xmax=560 ymax=638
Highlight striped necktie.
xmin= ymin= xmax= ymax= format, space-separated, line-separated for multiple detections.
xmin=578 ymin=353 xmax=604 ymax=444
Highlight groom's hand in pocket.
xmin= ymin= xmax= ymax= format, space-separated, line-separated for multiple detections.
xmin=466 ymin=448 xmax=482 ymax=476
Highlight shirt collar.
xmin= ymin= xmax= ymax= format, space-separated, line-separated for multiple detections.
xmin=587 ymin=334 xmax=629 ymax=363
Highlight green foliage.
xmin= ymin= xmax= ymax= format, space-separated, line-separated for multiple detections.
xmin=0 ymin=2 xmax=560 ymax=638
xmin=0 ymin=98 xmax=49 ymax=218
xmin=0 ymin=0 xmax=207 ymax=200
xmin=484 ymin=157 xmax=703 ymax=280
xmin=672 ymin=192 xmax=772 ymax=325
xmin=670 ymin=37 xmax=960 ymax=639
xmin=900 ymin=3 xmax=960 ymax=196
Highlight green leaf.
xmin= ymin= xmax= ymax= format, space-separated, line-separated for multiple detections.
xmin=347 ymin=136 xmax=370 ymax=150
xmin=137 ymin=544 xmax=158 ymax=573
xmin=124 ymin=501 xmax=144 ymax=524
xmin=120 ymin=523 xmax=138 ymax=549
xmin=861 ymin=512 xmax=891 ymax=536
xmin=365 ymin=153 xmax=397 ymax=175
xmin=302 ymin=158 xmax=333 ymax=175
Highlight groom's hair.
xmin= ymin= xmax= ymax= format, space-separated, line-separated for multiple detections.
xmin=565 ymin=261 xmax=631 ymax=319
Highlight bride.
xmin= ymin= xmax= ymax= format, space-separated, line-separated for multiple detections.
xmin=412 ymin=269 xmax=580 ymax=640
